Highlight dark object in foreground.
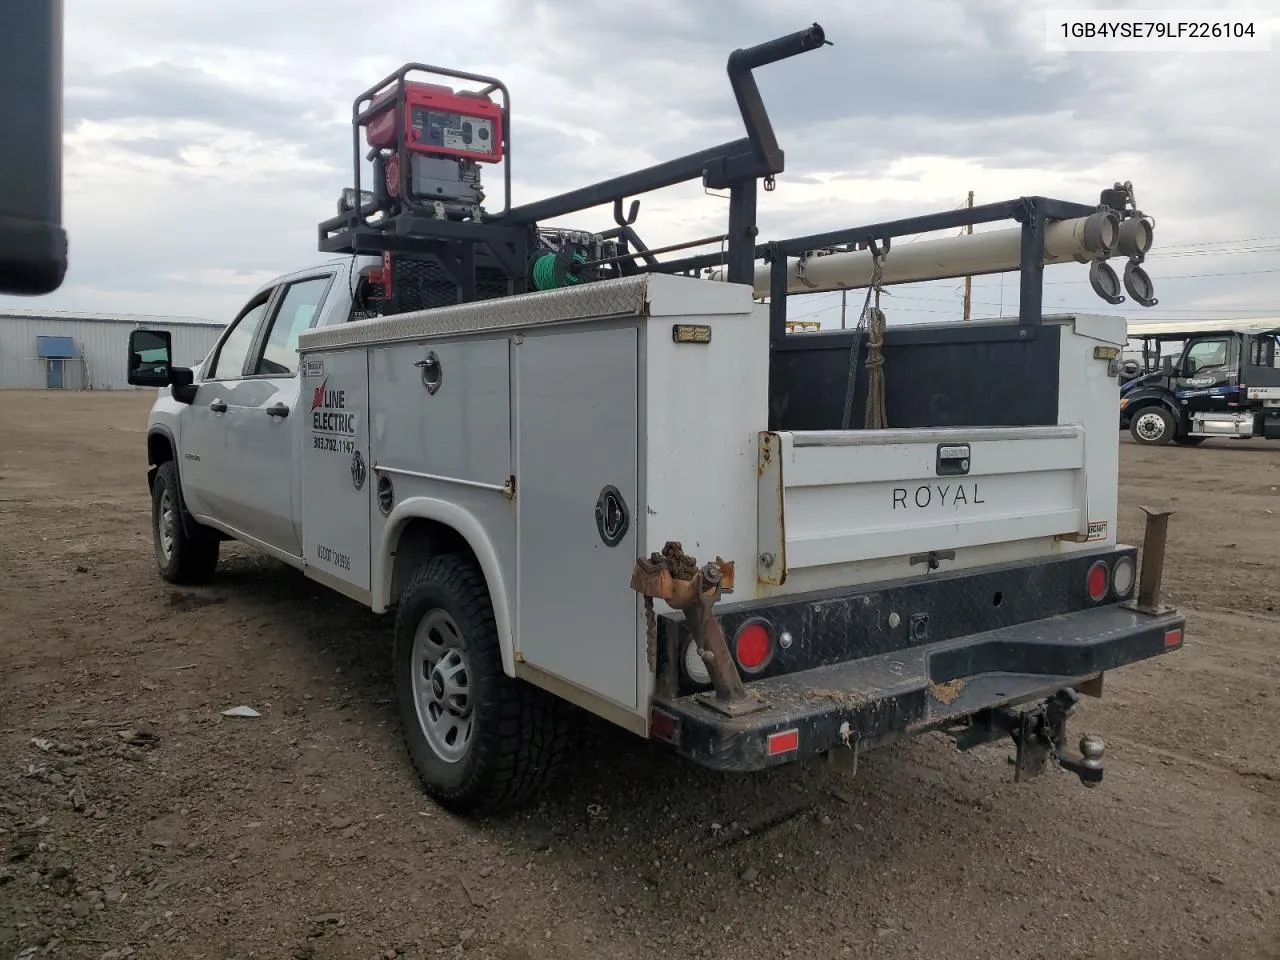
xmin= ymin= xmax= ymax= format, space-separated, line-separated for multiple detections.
xmin=0 ymin=1 xmax=68 ymax=296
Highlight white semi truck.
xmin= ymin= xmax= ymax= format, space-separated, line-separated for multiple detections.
xmin=125 ymin=25 xmax=1184 ymax=816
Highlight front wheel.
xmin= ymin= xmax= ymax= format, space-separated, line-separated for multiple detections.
xmin=151 ymin=460 xmax=220 ymax=584
xmin=392 ymin=553 xmax=571 ymax=816
xmin=1129 ymin=406 xmax=1177 ymax=445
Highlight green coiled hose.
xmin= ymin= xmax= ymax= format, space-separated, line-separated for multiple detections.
xmin=530 ymin=248 xmax=587 ymax=290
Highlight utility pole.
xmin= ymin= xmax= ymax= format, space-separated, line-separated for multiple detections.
xmin=962 ymin=190 xmax=974 ymax=320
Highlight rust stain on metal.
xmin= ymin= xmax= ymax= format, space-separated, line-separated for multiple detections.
xmin=630 ymin=541 xmax=744 ymax=705
xmin=643 ymin=596 xmax=658 ymax=674
xmin=928 ymin=679 xmax=965 ymax=705
xmin=757 ymin=432 xmax=774 ymax=477
xmin=756 ymin=433 xmax=786 ymax=588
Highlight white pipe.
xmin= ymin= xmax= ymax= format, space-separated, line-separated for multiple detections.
xmin=708 ymin=213 xmax=1123 ymax=298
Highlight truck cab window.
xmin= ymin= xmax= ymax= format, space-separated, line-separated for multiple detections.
xmin=255 ymin=276 xmax=333 ymax=376
xmin=1250 ymin=335 xmax=1279 ymax=368
xmin=1183 ymin=337 xmax=1228 ymax=373
xmin=208 ymin=294 xmax=272 ymax=380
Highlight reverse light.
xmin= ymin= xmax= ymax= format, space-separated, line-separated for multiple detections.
xmin=683 ymin=639 xmax=711 ymax=686
xmin=1111 ymin=555 xmax=1136 ymax=598
xmin=1087 ymin=560 xmax=1109 ymax=602
xmin=734 ymin=619 xmax=774 ymax=672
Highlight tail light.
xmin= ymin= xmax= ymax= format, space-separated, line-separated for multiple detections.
xmin=1111 ymin=555 xmax=1136 ymax=598
xmin=1086 ymin=560 xmax=1109 ymax=602
xmin=734 ymin=619 xmax=774 ymax=673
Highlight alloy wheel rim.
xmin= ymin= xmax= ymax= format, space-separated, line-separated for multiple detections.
xmin=410 ymin=609 xmax=474 ymax=763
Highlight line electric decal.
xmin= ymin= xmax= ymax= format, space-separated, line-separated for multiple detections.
xmin=310 ymin=378 xmax=360 ymax=456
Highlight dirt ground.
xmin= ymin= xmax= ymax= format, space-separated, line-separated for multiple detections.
xmin=1 ymin=389 xmax=1277 ymax=960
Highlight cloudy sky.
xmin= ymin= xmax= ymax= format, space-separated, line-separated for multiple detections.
xmin=2 ymin=0 xmax=1277 ymax=329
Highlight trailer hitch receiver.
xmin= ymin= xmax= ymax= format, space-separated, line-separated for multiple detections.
xmin=1008 ymin=689 xmax=1106 ymax=786
xmin=955 ymin=687 xmax=1105 ymax=787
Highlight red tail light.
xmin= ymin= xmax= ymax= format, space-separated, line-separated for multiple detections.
xmin=734 ymin=619 xmax=774 ymax=672
xmin=1087 ymin=560 xmax=1109 ymax=602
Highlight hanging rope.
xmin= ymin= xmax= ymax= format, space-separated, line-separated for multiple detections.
xmin=863 ymin=299 xmax=888 ymax=430
xmin=840 ymin=243 xmax=890 ymax=430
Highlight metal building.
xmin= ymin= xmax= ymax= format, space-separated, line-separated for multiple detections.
xmin=0 ymin=309 xmax=225 ymax=390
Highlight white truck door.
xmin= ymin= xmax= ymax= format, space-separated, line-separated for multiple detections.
xmin=181 ymin=291 xmax=275 ymax=524
xmin=223 ymin=272 xmax=336 ymax=558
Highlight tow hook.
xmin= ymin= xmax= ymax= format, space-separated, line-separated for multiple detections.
xmin=630 ymin=542 xmax=768 ymax=719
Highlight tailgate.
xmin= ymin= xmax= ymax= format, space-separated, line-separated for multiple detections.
xmin=757 ymin=425 xmax=1089 ymax=583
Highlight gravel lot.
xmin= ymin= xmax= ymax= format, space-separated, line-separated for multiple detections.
xmin=2 ymin=389 xmax=1278 ymax=960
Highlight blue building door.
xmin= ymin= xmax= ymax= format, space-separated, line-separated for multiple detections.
xmin=47 ymin=359 xmax=64 ymax=389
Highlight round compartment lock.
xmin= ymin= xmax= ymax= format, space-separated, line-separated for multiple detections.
xmin=416 ymin=350 xmax=443 ymax=394
xmin=376 ymin=473 xmax=395 ymax=516
xmin=595 ymin=485 xmax=630 ymax=547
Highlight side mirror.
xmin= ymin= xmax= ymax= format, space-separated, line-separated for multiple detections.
xmin=1183 ymin=358 xmax=1198 ymax=377
xmin=127 ymin=329 xmax=174 ymax=387
xmin=1161 ymin=356 xmax=1175 ymax=377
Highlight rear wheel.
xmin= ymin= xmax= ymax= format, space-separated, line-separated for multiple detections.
xmin=1129 ymin=406 xmax=1176 ymax=445
xmin=151 ymin=460 xmax=220 ymax=584
xmin=392 ymin=553 xmax=571 ymax=816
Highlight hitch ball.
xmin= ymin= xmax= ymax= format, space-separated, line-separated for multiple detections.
xmin=1079 ymin=733 xmax=1105 ymax=785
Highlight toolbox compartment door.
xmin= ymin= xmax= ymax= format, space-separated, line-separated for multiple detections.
xmin=758 ymin=425 xmax=1089 ymax=581
xmin=300 ymin=349 xmax=372 ymax=596
xmin=513 ymin=325 xmax=641 ymax=712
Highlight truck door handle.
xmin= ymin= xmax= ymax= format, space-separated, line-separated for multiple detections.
xmin=210 ymin=399 xmax=227 ymax=413
xmin=265 ymin=402 xmax=290 ymax=418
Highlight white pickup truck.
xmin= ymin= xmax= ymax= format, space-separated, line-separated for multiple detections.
xmin=126 ymin=253 xmax=1185 ymax=816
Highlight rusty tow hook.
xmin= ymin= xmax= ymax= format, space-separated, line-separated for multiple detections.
xmin=631 ymin=542 xmax=766 ymax=718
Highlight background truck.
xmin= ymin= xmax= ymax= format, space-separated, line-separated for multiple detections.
xmin=125 ymin=24 xmax=1185 ymax=817
xmin=1119 ymin=317 xmax=1280 ymax=445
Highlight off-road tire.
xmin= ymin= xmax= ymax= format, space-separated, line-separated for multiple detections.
xmin=393 ymin=553 xmax=572 ymax=816
xmin=151 ymin=460 xmax=220 ymax=584
xmin=1129 ymin=406 xmax=1176 ymax=446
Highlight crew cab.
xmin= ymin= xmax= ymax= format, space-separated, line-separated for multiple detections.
xmin=125 ymin=255 xmax=1187 ymax=817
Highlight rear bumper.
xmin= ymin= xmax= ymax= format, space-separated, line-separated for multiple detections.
xmin=651 ymin=600 xmax=1184 ymax=773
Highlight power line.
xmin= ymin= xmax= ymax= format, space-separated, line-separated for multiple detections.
xmin=963 ymin=265 xmax=1280 ymax=286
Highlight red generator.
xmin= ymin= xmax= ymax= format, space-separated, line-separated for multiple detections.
xmin=363 ymin=80 xmax=505 ymax=216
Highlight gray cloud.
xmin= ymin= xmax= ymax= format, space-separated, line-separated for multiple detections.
xmin=67 ymin=61 xmax=346 ymax=159
xmin=2 ymin=0 xmax=1274 ymax=327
